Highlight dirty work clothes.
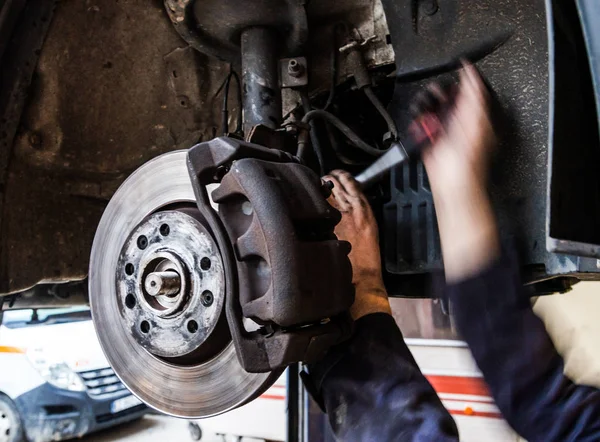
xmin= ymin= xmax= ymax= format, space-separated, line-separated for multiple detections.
xmin=308 ymin=252 xmax=600 ymax=441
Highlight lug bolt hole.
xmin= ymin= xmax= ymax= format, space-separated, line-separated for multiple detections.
xmin=125 ymin=294 xmax=136 ymax=309
xmin=140 ymin=320 xmax=150 ymax=334
xmin=200 ymin=257 xmax=211 ymax=271
xmin=187 ymin=320 xmax=199 ymax=333
xmin=137 ymin=235 xmax=148 ymax=250
xmin=201 ymin=290 xmax=214 ymax=307
xmin=160 ymin=224 xmax=170 ymax=236
xmin=241 ymin=201 xmax=253 ymax=216
xmin=125 ymin=263 xmax=135 ymax=275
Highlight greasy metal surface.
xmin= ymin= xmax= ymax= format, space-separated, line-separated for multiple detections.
xmin=0 ymin=0 xmax=56 ymax=295
xmin=117 ymin=210 xmax=227 ymax=361
xmin=2 ymin=282 xmax=88 ymax=309
xmin=282 ymin=0 xmax=395 ymax=116
xmin=90 ymin=150 xmax=277 ymax=418
xmin=164 ymin=0 xmax=308 ymax=63
xmin=280 ymin=57 xmax=309 ymax=89
xmin=0 ymin=0 xmax=26 ymax=62
xmin=1 ymin=0 xmax=230 ymax=295
xmin=213 ymin=158 xmax=353 ymax=327
xmin=241 ymin=27 xmax=282 ymax=134
xmin=187 ymin=137 xmax=353 ymax=373
xmin=2 ymin=0 xmax=393 ymax=296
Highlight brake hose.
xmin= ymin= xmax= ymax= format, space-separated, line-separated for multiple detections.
xmin=301 ymin=109 xmax=385 ymax=157
xmin=363 ymin=86 xmax=398 ymax=139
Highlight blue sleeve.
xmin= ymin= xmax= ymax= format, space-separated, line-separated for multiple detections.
xmin=447 ymin=249 xmax=600 ymax=441
xmin=308 ymin=313 xmax=459 ymax=442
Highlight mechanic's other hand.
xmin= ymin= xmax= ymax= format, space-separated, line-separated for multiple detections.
xmin=419 ymin=62 xmax=500 ymax=282
xmin=420 ymin=62 xmax=495 ymax=202
xmin=323 ymin=170 xmax=391 ymax=320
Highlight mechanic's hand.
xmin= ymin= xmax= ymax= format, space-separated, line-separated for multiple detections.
xmin=323 ymin=170 xmax=391 ymax=320
xmin=420 ymin=62 xmax=495 ymax=200
xmin=419 ymin=62 xmax=500 ymax=282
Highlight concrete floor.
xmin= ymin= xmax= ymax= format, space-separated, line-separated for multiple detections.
xmin=83 ymin=415 xmax=227 ymax=442
xmin=83 ymin=415 xmax=191 ymax=442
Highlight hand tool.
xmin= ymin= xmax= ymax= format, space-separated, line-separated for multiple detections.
xmin=354 ymin=112 xmax=444 ymax=188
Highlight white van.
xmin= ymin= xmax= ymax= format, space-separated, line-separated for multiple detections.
xmin=0 ymin=307 xmax=147 ymax=442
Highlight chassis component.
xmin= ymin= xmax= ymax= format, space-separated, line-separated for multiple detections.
xmin=187 ymin=137 xmax=354 ymax=374
xmin=91 ymin=138 xmax=353 ymax=417
xmin=86 ymin=0 xmax=358 ymax=418
xmin=90 ymin=150 xmax=279 ymax=418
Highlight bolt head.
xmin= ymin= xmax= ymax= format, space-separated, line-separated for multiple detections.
xmin=287 ymin=59 xmax=305 ymax=78
xmin=201 ymin=290 xmax=214 ymax=307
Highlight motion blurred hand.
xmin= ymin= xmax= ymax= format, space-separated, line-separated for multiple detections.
xmin=419 ymin=62 xmax=495 ymax=198
xmin=323 ymin=170 xmax=391 ymax=320
xmin=420 ymin=62 xmax=500 ymax=282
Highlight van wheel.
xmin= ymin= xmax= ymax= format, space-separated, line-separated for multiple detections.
xmin=188 ymin=422 xmax=202 ymax=441
xmin=0 ymin=394 xmax=23 ymax=442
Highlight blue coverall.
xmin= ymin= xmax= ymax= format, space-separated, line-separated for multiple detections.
xmin=309 ymin=250 xmax=600 ymax=441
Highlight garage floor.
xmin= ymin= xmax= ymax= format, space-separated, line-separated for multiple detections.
xmin=83 ymin=415 xmax=228 ymax=442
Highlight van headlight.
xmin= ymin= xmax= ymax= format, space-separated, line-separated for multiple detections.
xmin=27 ymin=348 xmax=86 ymax=392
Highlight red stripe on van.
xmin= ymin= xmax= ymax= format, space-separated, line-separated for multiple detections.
xmin=426 ymin=375 xmax=491 ymax=398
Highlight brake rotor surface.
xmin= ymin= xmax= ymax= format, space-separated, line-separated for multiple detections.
xmin=89 ymin=150 xmax=278 ymax=418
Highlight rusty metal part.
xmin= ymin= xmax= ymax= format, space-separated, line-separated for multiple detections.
xmin=213 ymin=158 xmax=354 ymax=326
xmin=90 ymin=150 xmax=279 ymax=418
xmin=0 ymin=0 xmax=56 ymax=295
xmin=145 ymin=271 xmax=181 ymax=297
xmin=288 ymin=59 xmax=304 ymax=78
xmin=246 ymin=124 xmax=298 ymax=153
xmin=163 ymin=0 xmax=394 ymax=118
xmin=164 ymin=0 xmax=308 ymax=63
xmin=341 ymin=33 xmax=377 ymax=89
xmin=1 ymin=0 xmax=395 ymax=298
xmin=241 ymin=27 xmax=282 ymax=135
xmin=281 ymin=57 xmax=309 ymax=88
xmin=187 ymin=137 xmax=354 ymax=373
xmin=345 ymin=45 xmax=372 ymax=89
xmin=3 ymin=282 xmax=89 ymax=309
xmin=364 ymin=86 xmax=398 ymax=139
xmin=0 ymin=0 xmax=230 ymax=296
xmin=281 ymin=0 xmax=395 ymax=117
xmin=117 ymin=209 xmax=227 ymax=361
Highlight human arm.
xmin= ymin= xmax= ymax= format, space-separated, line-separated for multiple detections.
xmin=425 ymin=63 xmax=600 ymax=441
xmin=307 ymin=171 xmax=458 ymax=442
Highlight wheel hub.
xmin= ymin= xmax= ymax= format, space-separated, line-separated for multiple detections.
xmin=117 ymin=209 xmax=227 ymax=361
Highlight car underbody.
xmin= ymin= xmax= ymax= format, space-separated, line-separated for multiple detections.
xmin=1 ymin=0 xmax=599 ymax=419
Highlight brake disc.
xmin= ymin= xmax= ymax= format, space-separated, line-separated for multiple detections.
xmin=89 ymin=150 xmax=278 ymax=418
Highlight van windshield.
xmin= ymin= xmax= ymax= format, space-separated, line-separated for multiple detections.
xmin=2 ymin=307 xmax=91 ymax=329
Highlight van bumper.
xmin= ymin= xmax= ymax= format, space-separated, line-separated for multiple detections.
xmin=14 ymin=383 xmax=147 ymax=442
